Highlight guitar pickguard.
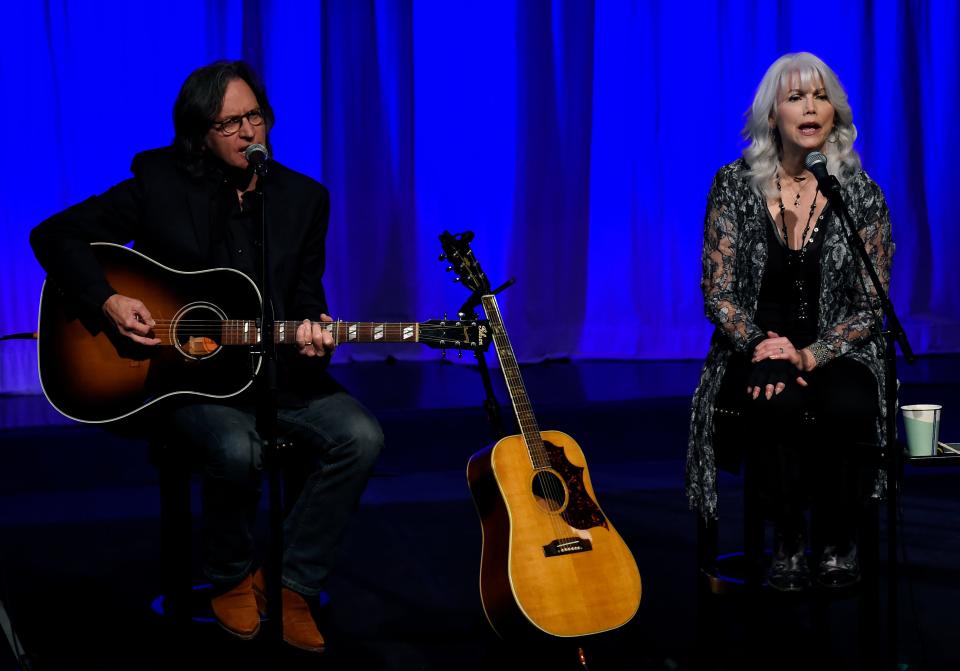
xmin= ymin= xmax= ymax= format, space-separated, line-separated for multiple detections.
xmin=542 ymin=439 xmax=609 ymax=531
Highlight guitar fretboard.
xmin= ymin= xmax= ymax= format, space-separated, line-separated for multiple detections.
xmin=221 ymin=321 xmax=420 ymax=345
xmin=480 ymin=295 xmax=549 ymax=470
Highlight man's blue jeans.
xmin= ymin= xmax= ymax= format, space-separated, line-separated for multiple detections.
xmin=169 ymin=391 xmax=383 ymax=596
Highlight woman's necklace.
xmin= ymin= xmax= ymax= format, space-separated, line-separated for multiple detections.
xmin=775 ymin=169 xmax=821 ymax=325
xmin=775 ymin=170 xmax=819 ymax=257
xmin=778 ymin=166 xmax=807 ymax=207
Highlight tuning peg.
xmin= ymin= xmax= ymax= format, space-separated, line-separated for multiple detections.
xmin=453 ymin=276 xmax=461 ymax=282
xmin=445 ymin=265 xmax=453 ymax=272
xmin=438 ymin=253 xmax=446 ymax=261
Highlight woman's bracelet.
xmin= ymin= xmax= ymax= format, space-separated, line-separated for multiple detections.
xmin=806 ymin=341 xmax=831 ymax=369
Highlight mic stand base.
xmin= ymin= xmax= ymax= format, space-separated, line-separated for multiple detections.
xmin=0 ymin=597 xmax=32 ymax=671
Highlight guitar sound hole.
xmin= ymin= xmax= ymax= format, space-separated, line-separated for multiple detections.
xmin=531 ymin=471 xmax=566 ymax=513
xmin=172 ymin=303 xmax=225 ymax=360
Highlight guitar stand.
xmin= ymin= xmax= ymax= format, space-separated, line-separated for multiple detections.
xmin=457 ymin=279 xmax=514 ymax=443
xmin=576 ymin=645 xmax=590 ymax=670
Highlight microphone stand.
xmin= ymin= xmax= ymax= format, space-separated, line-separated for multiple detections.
xmin=250 ymin=165 xmax=285 ymax=644
xmin=0 ymin=335 xmax=34 ymax=670
xmin=0 ymin=596 xmax=31 ymax=671
xmin=817 ymin=173 xmax=914 ymax=671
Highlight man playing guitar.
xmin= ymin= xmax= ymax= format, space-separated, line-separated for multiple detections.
xmin=30 ymin=60 xmax=383 ymax=653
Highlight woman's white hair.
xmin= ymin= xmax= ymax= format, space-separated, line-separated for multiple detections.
xmin=742 ymin=52 xmax=861 ymax=198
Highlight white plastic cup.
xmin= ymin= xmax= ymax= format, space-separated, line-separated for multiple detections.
xmin=902 ymin=404 xmax=942 ymax=458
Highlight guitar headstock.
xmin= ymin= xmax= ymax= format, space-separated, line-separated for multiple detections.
xmin=439 ymin=231 xmax=491 ymax=296
xmin=417 ymin=318 xmax=490 ymax=352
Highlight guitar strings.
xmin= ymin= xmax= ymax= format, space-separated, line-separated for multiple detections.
xmin=449 ymin=253 xmax=578 ymax=541
xmin=484 ymin=299 xmax=572 ymax=542
xmin=141 ymin=320 xmax=468 ymax=329
xmin=521 ymin=414 xmax=572 ymax=537
xmin=144 ymin=320 xmax=457 ymax=326
xmin=137 ymin=321 xmax=470 ymax=329
xmin=124 ymin=320 xmax=477 ymax=344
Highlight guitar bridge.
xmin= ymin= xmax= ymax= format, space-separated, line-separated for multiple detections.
xmin=542 ymin=537 xmax=592 ymax=557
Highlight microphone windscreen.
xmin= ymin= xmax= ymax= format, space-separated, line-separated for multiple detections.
xmin=804 ymin=151 xmax=838 ymax=196
xmin=804 ymin=151 xmax=827 ymax=171
xmin=244 ymin=144 xmax=269 ymax=162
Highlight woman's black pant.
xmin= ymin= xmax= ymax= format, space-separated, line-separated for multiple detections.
xmin=715 ymin=355 xmax=879 ymax=548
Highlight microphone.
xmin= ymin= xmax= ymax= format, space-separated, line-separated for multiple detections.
xmin=244 ymin=143 xmax=269 ymax=176
xmin=804 ymin=151 xmax=836 ymax=195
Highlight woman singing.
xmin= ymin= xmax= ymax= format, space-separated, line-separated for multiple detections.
xmin=686 ymin=52 xmax=893 ymax=591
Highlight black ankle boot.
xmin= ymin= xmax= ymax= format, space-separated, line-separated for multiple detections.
xmin=768 ymin=531 xmax=810 ymax=592
xmin=817 ymin=543 xmax=860 ymax=588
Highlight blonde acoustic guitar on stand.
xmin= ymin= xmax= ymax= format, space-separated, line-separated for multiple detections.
xmin=439 ymin=231 xmax=641 ymax=639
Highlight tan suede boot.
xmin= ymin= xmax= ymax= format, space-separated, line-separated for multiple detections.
xmin=210 ymin=573 xmax=260 ymax=639
xmin=252 ymin=569 xmax=325 ymax=653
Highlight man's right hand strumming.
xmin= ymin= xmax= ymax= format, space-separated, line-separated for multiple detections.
xmin=102 ymin=293 xmax=161 ymax=345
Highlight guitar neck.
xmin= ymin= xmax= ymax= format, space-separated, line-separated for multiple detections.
xmin=220 ymin=321 xmax=421 ymax=346
xmin=480 ymin=295 xmax=549 ymax=469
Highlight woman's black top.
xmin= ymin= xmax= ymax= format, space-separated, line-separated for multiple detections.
xmin=755 ymin=205 xmax=829 ymax=350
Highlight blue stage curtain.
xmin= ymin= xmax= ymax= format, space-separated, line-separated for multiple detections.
xmin=1 ymin=0 xmax=957 ymax=394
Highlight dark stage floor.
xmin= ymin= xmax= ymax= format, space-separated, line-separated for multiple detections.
xmin=1 ymin=357 xmax=959 ymax=670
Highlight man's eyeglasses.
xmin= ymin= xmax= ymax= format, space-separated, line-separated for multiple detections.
xmin=211 ymin=109 xmax=265 ymax=136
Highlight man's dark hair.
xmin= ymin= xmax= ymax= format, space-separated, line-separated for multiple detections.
xmin=172 ymin=60 xmax=274 ymax=177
